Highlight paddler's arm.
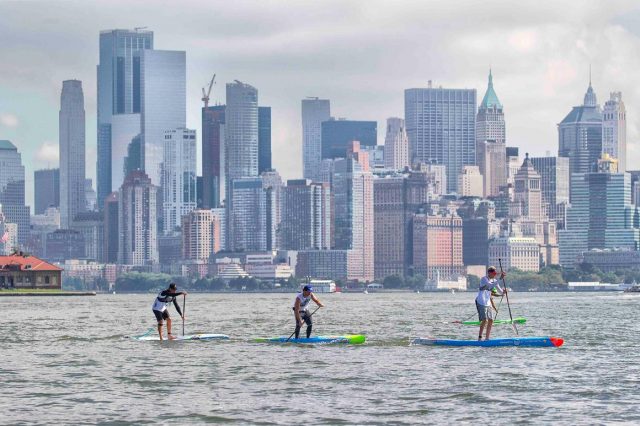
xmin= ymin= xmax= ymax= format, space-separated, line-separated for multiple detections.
xmin=311 ymin=293 xmax=324 ymax=308
xmin=172 ymin=292 xmax=187 ymax=317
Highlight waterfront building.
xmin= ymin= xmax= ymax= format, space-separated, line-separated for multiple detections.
xmin=202 ymin=105 xmax=225 ymax=208
xmin=258 ymin=106 xmax=272 ymax=174
xmin=530 ymin=156 xmax=570 ymax=223
xmin=182 ymin=209 xmax=221 ymax=261
xmin=559 ymin=155 xmax=640 ymax=268
xmin=140 ymin=49 xmax=186 ymax=186
xmin=34 ymin=169 xmax=60 ymax=214
xmin=412 ymin=212 xmax=464 ymax=280
xmin=59 ymin=80 xmax=86 ymax=229
xmin=302 ymin=98 xmax=330 ymax=181
xmin=0 ymin=140 xmax=29 ymax=245
xmin=384 ymin=117 xmax=410 ymax=171
xmin=558 ymin=80 xmax=603 ymax=181
xmin=321 ymin=118 xmax=377 ymax=160
xmin=458 ymin=166 xmax=483 ymax=197
xmin=162 ymin=128 xmax=197 ymax=235
xmin=580 ymin=248 xmax=640 ymax=272
xmin=118 ymin=171 xmax=159 ymax=265
xmin=0 ymin=254 xmax=62 ymax=290
xmin=97 ymin=28 xmax=153 ymax=208
xmin=405 ymin=83 xmax=476 ymax=193
xmin=279 ymin=179 xmax=331 ymax=250
xmin=488 ymin=235 xmax=540 ymax=272
xmin=602 ymin=92 xmax=626 ymax=172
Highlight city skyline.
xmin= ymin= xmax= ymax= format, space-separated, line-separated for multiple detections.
xmin=2 ymin=2 xmax=640 ymax=208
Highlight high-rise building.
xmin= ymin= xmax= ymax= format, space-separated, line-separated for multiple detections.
xmin=384 ymin=117 xmax=410 ymax=171
xmin=261 ymin=170 xmax=283 ymax=251
xmin=412 ymin=212 xmax=464 ymax=280
xmin=228 ymin=177 xmax=276 ymax=252
xmin=279 ymin=179 xmax=331 ymax=250
xmin=513 ymin=154 xmax=544 ymax=222
xmin=458 ymin=166 xmax=483 ymax=197
xmin=225 ymin=81 xmax=259 ymax=191
xmin=302 ymin=98 xmax=330 ymax=181
xmin=476 ymin=70 xmax=505 ymax=144
xmin=331 ymin=142 xmax=374 ymax=282
xmin=602 ymin=92 xmax=627 ymax=172
xmin=321 ymin=119 xmax=377 ymax=160
xmin=506 ymin=146 xmax=520 ymax=186
xmin=477 ymin=140 xmax=506 ymax=197
xmin=559 ymin=156 xmax=640 ymax=268
xmin=182 ymin=209 xmax=221 ymax=261
xmin=488 ymin=236 xmax=540 ymax=272
xmin=141 ymin=49 xmax=186 ymax=186
xmin=558 ymin=80 xmax=603 ymax=180
xmin=97 ymin=29 xmax=153 ymax=208
xmin=530 ymin=156 xmax=570 ymax=222
xmin=202 ymin=105 xmax=225 ymax=208
xmin=103 ymin=192 xmax=118 ymax=263
xmin=211 ymin=208 xmax=227 ymax=251
xmin=416 ymin=162 xmax=447 ymax=196
xmin=111 ymin=113 xmax=141 ymax=191
xmin=59 ymin=80 xmax=86 ymax=229
xmin=85 ymin=179 xmax=96 ymax=211
xmin=71 ymin=212 xmax=104 ymax=261
xmin=34 ymin=169 xmax=60 ymax=214
xmin=118 ymin=171 xmax=159 ymax=265
xmin=405 ymin=84 xmax=476 ymax=193
xmin=258 ymin=106 xmax=272 ymax=174
xmin=44 ymin=229 xmax=85 ymax=263
xmin=162 ymin=128 xmax=197 ymax=235
xmin=373 ymin=170 xmax=435 ymax=279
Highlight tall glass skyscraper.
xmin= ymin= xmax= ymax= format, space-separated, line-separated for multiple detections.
xmin=258 ymin=106 xmax=272 ymax=174
xmin=141 ymin=49 xmax=186 ymax=186
xmin=558 ymin=81 xmax=602 ymax=181
xmin=302 ymin=98 xmax=330 ymax=181
xmin=202 ymin=105 xmax=225 ymax=208
xmin=321 ymin=119 xmax=377 ymax=160
xmin=97 ymin=29 xmax=153 ymax=209
xmin=34 ymin=168 xmax=60 ymax=214
xmin=59 ymin=80 xmax=86 ymax=229
xmin=0 ymin=140 xmax=29 ymax=245
xmin=162 ymin=128 xmax=197 ymax=235
xmin=405 ymin=84 xmax=477 ymax=194
xmin=225 ymin=81 xmax=259 ymax=186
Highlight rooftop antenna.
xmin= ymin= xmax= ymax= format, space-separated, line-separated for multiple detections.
xmin=134 ymin=27 xmax=148 ymax=31
xmin=201 ymin=74 xmax=216 ymax=108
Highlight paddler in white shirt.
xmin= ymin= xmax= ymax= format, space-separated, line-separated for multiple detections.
xmin=475 ymin=266 xmax=506 ymax=341
xmin=292 ymin=285 xmax=324 ymax=339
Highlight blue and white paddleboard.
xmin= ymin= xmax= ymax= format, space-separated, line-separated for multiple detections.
xmin=135 ymin=333 xmax=229 ymax=341
xmin=411 ymin=336 xmax=564 ymax=348
xmin=254 ymin=334 xmax=366 ymax=344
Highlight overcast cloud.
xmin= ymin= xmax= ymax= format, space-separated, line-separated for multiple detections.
xmin=1 ymin=0 xmax=640 ymax=207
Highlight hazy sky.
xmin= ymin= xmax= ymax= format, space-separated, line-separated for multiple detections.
xmin=1 ymin=0 xmax=640 ymax=208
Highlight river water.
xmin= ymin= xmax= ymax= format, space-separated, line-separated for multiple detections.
xmin=1 ymin=292 xmax=639 ymax=425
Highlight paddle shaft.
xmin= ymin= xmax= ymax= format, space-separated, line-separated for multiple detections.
xmin=182 ymin=295 xmax=186 ymax=336
xmin=498 ymin=258 xmax=518 ymax=335
xmin=286 ymin=305 xmax=321 ymax=342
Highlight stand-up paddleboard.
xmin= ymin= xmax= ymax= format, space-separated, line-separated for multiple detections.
xmin=133 ymin=331 xmax=229 ymax=341
xmin=459 ymin=317 xmax=527 ymax=326
xmin=411 ymin=336 xmax=563 ymax=347
xmin=254 ymin=334 xmax=366 ymax=344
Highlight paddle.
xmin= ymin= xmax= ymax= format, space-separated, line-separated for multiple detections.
xmin=182 ymin=294 xmax=186 ymax=337
xmin=286 ymin=305 xmax=321 ymax=342
xmin=498 ymin=258 xmax=518 ymax=336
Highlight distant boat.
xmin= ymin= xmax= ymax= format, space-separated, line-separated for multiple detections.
xmin=624 ymin=285 xmax=640 ymax=293
xmin=363 ymin=289 xmax=369 ymax=294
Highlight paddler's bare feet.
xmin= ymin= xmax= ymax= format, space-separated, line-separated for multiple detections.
xmin=168 ymin=333 xmax=176 ymax=340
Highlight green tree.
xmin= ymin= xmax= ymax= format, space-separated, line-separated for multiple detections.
xmin=383 ymin=275 xmax=404 ymax=289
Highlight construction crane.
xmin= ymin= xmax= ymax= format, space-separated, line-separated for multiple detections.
xmin=134 ymin=26 xmax=148 ymax=31
xmin=202 ymin=74 xmax=216 ymax=108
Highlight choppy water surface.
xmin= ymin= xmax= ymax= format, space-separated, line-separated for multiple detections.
xmin=1 ymin=292 xmax=639 ymax=424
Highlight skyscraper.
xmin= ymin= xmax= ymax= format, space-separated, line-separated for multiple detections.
xmin=59 ymin=80 xmax=86 ymax=229
xmin=513 ymin=154 xmax=544 ymax=222
xmin=458 ymin=166 xmax=483 ymax=197
xmin=302 ymin=98 xmax=330 ymax=181
xmin=103 ymin=192 xmax=119 ymax=263
xmin=225 ymin=81 xmax=259 ymax=190
xmin=506 ymin=147 xmax=520 ymax=186
xmin=476 ymin=72 xmax=506 ymax=197
xmin=602 ymin=92 xmax=627 ymax=171
xmin=162 ymin=128 xmax=197 ymax=235
xmin=558 ymin=80 xmax=603 ymax=180
xmin=559 ymin=157 xmax=640 ymax=268
xmin=34 ymin=169 xmax=60 ymax=214
xmin=384 ymin=117 xmax=410 ymax=171
xmin=321 ymin=119 xmax=377 ymax=160
xmin=140 ymin=49 xmax=186 ymax=186
xmin=0 ymin=140 xmax=29 ymax=245
xmin=258 ymin=106 xmax=272 ymax=174
xmin=412 ymin=212 xmax=464 ymax=280
xmin=405 ymin=84 xmax=476 ymax=193
xmin=530 ymin=156 xmax=570 ymax=222
xmin=182 ymin=209 xmax=221 ymax=261
xmin=97 ymin=29 xmax=153 ymax=208
xmin=228 ymin=177 xmax=275 ymax=252
xmin=279 ymin=179 xmax=331 ymax=250
xmin=118 ymin=171 xmax=158 ymax=265
xmin=202 ymin=105 xmax=225 ymax=208
xmin=476 ymin=70 xmax=505 ymax=144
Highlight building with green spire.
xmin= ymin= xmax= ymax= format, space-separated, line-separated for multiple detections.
xmin=476 ymin=70 xmax=506 ymax=197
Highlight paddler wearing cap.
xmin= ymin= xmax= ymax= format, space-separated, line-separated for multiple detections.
xmin=475 ymin=266 xmax=506 ymax=341
xmin=151 ymin=282 xmax=187 ymax=340
xmin=292 ymin=285 xmax=324 ymax=339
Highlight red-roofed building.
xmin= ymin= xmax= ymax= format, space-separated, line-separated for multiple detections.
xmin=0 ymin=253 xmax=63 ymax=289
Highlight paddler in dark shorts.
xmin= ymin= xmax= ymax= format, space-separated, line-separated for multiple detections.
xmin=151 ymin=283 xmax=187 ymax=340
xmin=475 ymin=266 xmax=506 ymax=341
xmin=292 ymin=285 xmax=324 ymax=339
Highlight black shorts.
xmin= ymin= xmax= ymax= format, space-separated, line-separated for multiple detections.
xmin=153 ymin=309 xmax=170 ymax=323
xmin=293 ymin=308 xmax=313 ymax=326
